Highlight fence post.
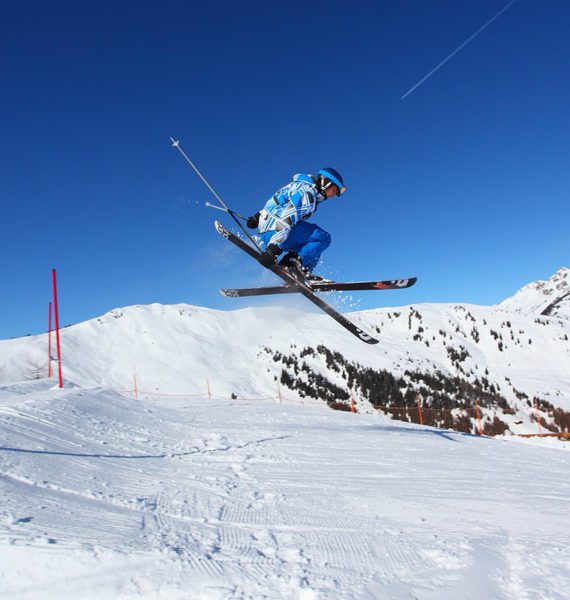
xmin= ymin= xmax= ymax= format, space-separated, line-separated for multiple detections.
xmin=134 ymin=373 xmax=138 ymax=399
xmin=277 ymin=383 xmax=282 ymax=404
xmin=474 ymin=400 xmax=483 ymax=435
xmin=48 ymin=301 xmax=52 ymax=378
xmin=51 ymin=269 xmax=63 ymax=388
xmin=416 ymin=392 xmax=423 ymax=426
xmin=351 ymin=393 xmax=356 ymax=413
xmin=206 ymin=378 xmax=212 ymax=399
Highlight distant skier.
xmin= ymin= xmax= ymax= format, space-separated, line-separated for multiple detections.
xmin=246 ymin=168 xmax=346 ymax=283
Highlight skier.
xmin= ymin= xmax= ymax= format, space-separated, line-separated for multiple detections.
xmin=246 ymin=168 xmax=346 ymax=283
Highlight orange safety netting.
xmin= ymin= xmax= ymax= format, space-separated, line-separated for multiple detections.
xmin=118 ymin=386 xmax=570 ymax=439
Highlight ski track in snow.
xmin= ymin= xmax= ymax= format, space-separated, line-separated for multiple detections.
xmin=0 ymin=381 xmax=569 ymax=599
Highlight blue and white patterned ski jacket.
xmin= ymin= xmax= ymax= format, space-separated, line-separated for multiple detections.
xmin=258 ymin=173 xmax=325 ymax=246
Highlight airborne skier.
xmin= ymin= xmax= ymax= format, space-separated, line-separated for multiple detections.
xmin=171 ymin=138 xmax=415 ymax=344
xmin=246 ymin=168 xmax=346 ymax=283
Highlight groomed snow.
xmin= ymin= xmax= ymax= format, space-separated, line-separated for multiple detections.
xmin=1 ymin=380 xmax=569 ymax=599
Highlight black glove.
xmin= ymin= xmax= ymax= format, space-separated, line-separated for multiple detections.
xmin=259 ymin=243 xmax=282 ymax=268
xmin=247 ymin=212 xmax=261 ymax=229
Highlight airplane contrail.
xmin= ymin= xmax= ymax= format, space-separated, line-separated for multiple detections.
xmin=401 ymin=0 xmax=519 ymax=100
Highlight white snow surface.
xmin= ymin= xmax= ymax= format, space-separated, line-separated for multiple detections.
xmin=1 ymin=380 xmax=570 ymax=599
xmin=1 ymin=270 xmax=570 ymax=597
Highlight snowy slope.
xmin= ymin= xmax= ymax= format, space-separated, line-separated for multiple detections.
xmin=1 ymin=294 xmax=569 ymax=430
xmin=1 ymin=380 xmax=569 ymax=599
xmin=497 ymin=267 xmax=570 ymax=319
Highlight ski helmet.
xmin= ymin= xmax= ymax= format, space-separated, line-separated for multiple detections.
xmin=317 ymin=167 xmax=346 ymax=196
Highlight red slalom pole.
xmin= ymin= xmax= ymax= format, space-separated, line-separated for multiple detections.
xmin=52 ymin=269 xmax=63 ymax=388
xmin=48 ymin=301 xmax=53 ymax=378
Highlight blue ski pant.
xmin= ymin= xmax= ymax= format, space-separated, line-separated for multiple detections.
xmin=261 ymin=221 xmax=331 ymax=271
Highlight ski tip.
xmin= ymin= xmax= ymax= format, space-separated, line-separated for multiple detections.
xmin=220 ymin=288 xmax=238 ymax=298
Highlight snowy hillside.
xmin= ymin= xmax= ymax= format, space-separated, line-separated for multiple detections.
xmin=1 ymin=269 xmax=570 ymax=597
xmin=1 ymin=380 xmax=570 ymax=598
xmin=497 ymin=267 xmax=570 ymax=319
xmin=1 ymin=268 xmax=569 ymax=439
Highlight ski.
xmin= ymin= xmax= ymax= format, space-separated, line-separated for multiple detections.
xmin=214 ymin=220 xmax=379 ymax=344
xmin=221 ymin=277 xmax=417 ymax=298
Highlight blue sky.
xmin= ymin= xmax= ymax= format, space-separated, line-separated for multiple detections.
xmin=2 ymin=0 xmax=569 ymax=339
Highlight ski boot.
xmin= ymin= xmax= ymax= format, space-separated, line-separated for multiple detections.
xmin=279 ymin=252 xmax=330 ymax=286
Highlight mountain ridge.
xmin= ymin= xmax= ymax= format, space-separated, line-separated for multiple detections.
xmin=497 ymin=267 xmax=570 ymax=319
xmin=1 ymin=270 xmax=569 ymax=439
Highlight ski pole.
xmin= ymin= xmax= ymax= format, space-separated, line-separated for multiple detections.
xmin=204 ymin=202 xmax=247 ymax=221
xmin=170 ymin=137 xmax=261 ymax=250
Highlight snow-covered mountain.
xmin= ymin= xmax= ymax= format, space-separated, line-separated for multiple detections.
xmin=497 ymin=267 xmax=570 ymax=319
xmin=2 ymin=270 xmax=570 ymax=598
xmin=1 ymin=269 xmax=569 ymax=440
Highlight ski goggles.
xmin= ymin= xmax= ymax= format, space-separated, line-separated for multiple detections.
xmin=319 ymin=171 xmax=346 ymax=196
